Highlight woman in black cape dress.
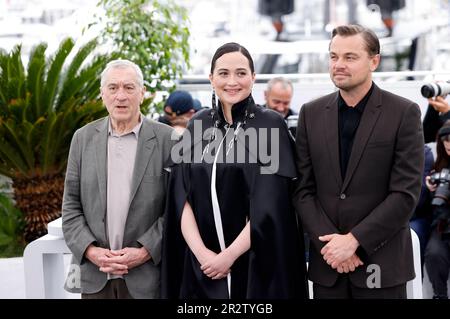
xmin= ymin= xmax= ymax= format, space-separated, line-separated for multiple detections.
xmin=161 ymin=94 xmax=308 ymax=299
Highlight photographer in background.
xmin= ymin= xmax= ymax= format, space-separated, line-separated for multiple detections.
xmin=264 ymin=76 xmax=307 ymax=259
xmin=264 ymin=77 xmax=298 ymax=138
xmin=423 ymin=95 xmax=450 ymax=144
xmin=410 ymin=144 xmax=433 ymax=271
xmin=264 ymin=77 xmax=297 ymax=119
xmin=158 ymin=90 xmax=196 ymax=134
xmin=424 ymin=121 xmax=450 ymax=299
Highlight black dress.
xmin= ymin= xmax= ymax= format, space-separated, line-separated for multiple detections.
xmin=162 ymin=95 xmax=307 ymax=299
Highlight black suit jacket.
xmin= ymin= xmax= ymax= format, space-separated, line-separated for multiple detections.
xmin=294 ymin=83 xmax=424 ymax=288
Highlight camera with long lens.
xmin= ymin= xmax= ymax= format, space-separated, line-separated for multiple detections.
xmin=421 ymin=81 xmax=450 ymax=98
xmin=429 ymin=168 xmax=450 ymax=240
xmin=430 ymin=168 xmax=450 ymax=206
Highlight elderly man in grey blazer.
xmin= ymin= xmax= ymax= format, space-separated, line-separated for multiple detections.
xmin=62 ymin=59 xmax=175 ymax=298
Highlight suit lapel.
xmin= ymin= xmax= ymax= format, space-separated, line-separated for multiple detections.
xmin=342 ymin=85 xmax=382 ymax=191
xmin=93 ymin=118 xmax=109 ymax=217
xmin=325 ymin=93 xmax=343 ymax=187
xmin=129 ymin=118 xmax=156 ymax=205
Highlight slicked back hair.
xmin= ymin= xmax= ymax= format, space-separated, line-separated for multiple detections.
xmin=210 ymin=42 xmax=255 ymax=74
xmin=330 ymin=24 xmax=380 ymax=57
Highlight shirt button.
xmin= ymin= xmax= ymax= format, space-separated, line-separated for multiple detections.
xmin=340 ymin=193 xmax=346 ymax=200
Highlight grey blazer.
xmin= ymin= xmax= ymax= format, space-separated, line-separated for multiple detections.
xmin=294 ymin=84 xmax=424 ymax=288
xmin=62 ymin=116 xmax=175 ymax=298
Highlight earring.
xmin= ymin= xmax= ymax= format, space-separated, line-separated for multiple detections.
xmin=212 ymin=90 xmax=217 ymax=110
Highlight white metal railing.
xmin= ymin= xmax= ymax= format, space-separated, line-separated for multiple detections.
xmin=23 ymin=217 xmax=79 ymax=299
xmin=23 ymin=217 xmax=424 ymax=299
xmin=178 ymin=72 xmax=450 ymax=120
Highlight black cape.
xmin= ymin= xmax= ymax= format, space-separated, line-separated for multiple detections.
xmin=161 ymin=96 xmax=307 ymax=299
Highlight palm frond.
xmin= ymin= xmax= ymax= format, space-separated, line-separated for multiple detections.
xmin=39 ymin=112 xmax=59 ymax=174
xmin=1 ymin=120 xmax=35 ymax=172
xmin=0 ymin=137 xmax=30 ymax=177
xmin=26 ymin=43 xmax=47 ymax=120
xmin=7 ymin=44 xmax=26 ymax=99
xmin=58 ymin=38 xmax=98 ymax=105
xmin=42 ymin=38 xmax=74 ymax=114
xmin=57 ymin=52 xmax=108 ymax=111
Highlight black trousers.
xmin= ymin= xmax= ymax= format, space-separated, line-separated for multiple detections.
xmin=425 ymin=229 xmax=450 ymax=298
xmin=81 ymin=278 xmax=133 ymax=299
xmin=313 ymin=274 xmax=406 ymax=299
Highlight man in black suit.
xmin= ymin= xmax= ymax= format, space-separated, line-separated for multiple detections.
xmin=294 ymin=24 xmax=424 ymax=298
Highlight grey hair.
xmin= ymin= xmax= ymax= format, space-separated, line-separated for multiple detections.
xmin=100 ymin=59 xmax=144 ymax=88
xmin=266 ymin=77 xmax=293 ymax=92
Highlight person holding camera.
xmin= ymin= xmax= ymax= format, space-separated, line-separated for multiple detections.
xmin=423 ymin=95 xmax=450 ymax=144
xmin=413 ymin=85 xmax=450 ymax=274
xmin=424 ymin=121 xmax=450 ymax=299
xmin=410 ymin=144 xmax=434 ymax=270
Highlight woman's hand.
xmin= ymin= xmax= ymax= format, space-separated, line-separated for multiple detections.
xmin=199 ymin=221 xmax=251 ymax=280
xmin=196 ymin=247 xmax=217 ymax=266
xmin=425 ymin=175 xmax=437 ymax=192
xmin=200 ymin=249 xmax=234 ymax=280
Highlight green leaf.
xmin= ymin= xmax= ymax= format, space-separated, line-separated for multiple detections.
xmin=26 ymin=43 xmax=47 ymax=120
xmin=0 ymin=37 xmax=109 ymax=179
xmin=0 ymin=193 xmax=24 ymax=255
xmin=42 ymin=38 xmax=75 ymax=114
xmin=1 ymin=121 xmax=34 ymax=173
xmin=58 ymin=38 xmax=98 ymax=108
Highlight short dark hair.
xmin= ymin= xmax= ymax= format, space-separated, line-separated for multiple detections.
xmin=210 ymin=42 xmax=255 ymax=74
xmin=330 ymin=24 xmax=380 ymax=56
